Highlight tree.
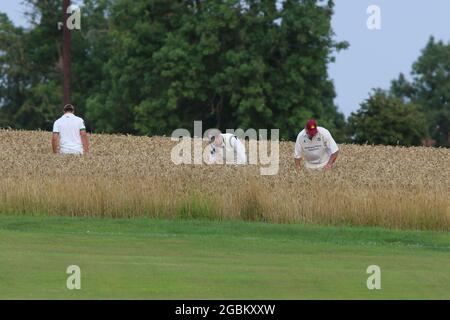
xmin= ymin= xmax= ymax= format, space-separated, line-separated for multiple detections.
xmin=391 ymin=37 xmax=450 ymax=147
xmin=1 ymin=0 xmax=347 ymax=140
xmin=0 ymin=10 xmax=63 ymax=129
xmin=0 ymin=1 xmax=63 ymax=130
xmin=348 ymin=89 xmax=427 ymax=146
xmin=71 ymin=0 xmax=114 ymax=131
xmin=87 ymin=0 xmax=189 ymax=134
xmin=0 ymin=0 xmax=113 ymax=131
xmin=90 ymin=0 xmax=347 ymax=139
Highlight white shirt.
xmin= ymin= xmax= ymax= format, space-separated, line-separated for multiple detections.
xmin=52 ymin=113 xmax=86 ymax=154
xmin=209 ymin=133 xmax=247 ymax=165
xmin=294 ymin=127 xmax=339 ymax=169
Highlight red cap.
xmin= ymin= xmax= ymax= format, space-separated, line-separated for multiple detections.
xmin=306 ymin=119 xmax=318 ymax=136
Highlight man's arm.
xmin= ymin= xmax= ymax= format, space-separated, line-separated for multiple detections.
xmin=294 ymin=137 xmax=302 ymax=171
xmin=80 ymin=130 xmax=89 ymax=154
xmin=52 ymin=133 xmax=59 ymax=154
xmin=295 ymin=157 xmax=302 ymax=170
xmin=232 ymin=137 xmax=247 ymax=164
xmin=323 ymin=130 xmax=339 ymax=171
xmin=324 ymin=151 xmax=339 ymax=171
xmin=209 ymin=145 xmax=216 ymax=164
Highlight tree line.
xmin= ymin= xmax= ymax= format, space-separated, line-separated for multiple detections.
xmin=0 ymin=0 xmax=448 ymax=146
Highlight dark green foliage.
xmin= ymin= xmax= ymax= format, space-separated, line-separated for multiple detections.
xmin=0 ymin=11 xmax=61 ymax=130
xmin=0 ymin=0 xmax=346 ymax=140
xmin=389 ymin=37 xmax=450 ymax=147
xmin=348 ymin=89 xmax=427 ymax=146
xmin=409 ymin=37 xmax=450 ymax=147
xmin=349 ymin=37 xmax=450 ymax=147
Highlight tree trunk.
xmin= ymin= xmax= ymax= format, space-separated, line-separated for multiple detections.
xmin=63 ymin=0 xmax=71 ymax=105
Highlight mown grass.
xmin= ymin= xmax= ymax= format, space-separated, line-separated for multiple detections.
xmin=0 ymin=215 xmax=449 ymax=299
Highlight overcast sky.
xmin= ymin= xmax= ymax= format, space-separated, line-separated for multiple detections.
xmin=1 ymin=0 xmax=449 ymax=117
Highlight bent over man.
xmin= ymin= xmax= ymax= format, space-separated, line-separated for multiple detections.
xmin=208 ymin=132 xmax=247 ymax=165
xmin=294 ymin=119 xmax=339 ymax=171
xmin=52 ymin=104 xmax=89 ymax=155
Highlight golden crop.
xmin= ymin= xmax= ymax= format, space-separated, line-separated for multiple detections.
xmin=0 ymin=129 xmax=448 ymax=230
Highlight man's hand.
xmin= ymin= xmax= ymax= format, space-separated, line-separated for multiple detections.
xmin=294 ymin=158 xmax=302 ymax=171
xmin=324 ymin=151 xmax=338 ymax=171
xmin=80 ymin=130 xmax=89 ymax=154
xmin=51 ymin=133 xmax=59 ymax=154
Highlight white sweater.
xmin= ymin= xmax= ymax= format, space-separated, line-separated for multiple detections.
xmin=209 ymin=133 xmax=247 ymax=165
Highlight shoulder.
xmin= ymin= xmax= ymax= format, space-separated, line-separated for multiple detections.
xmin=54 ymin=116 xmax=63 ymax=125
xmin=74 ymin=116 xmax=86 ymax=127
xmin=222 ymin=133 xmax=235 ymax=143
xmin=318 ymin=127 xmax=332 ymax=137
xmin=317 ymin=127 xmax=330 ymax=135
xmin=296 ymin=129 xmax=306 ymax=142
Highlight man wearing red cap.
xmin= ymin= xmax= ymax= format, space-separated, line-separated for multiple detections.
xmin=294 ymin=119 xmax=339 ymax=171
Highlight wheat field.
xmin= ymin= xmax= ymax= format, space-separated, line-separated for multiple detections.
xmin=0 ymin=129 xmax=448 ymax=230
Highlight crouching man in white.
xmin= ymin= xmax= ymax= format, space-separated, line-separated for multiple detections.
xmin=208 ymin=132 xmax=247 ymax=165
xmin=294 ymin=119 xmax=339 ymax=171
xmin=52 ymin=104 xmax=89 ymax=155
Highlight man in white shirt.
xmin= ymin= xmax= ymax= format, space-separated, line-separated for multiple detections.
xmin=52 ymin=104 xmax=89 ymax=155
xmin=294 ymin=119 xmax=339 ymax=171
xmin=208 ymin=132 xmax=247 ymax=165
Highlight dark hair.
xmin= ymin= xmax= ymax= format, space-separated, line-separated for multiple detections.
xmin=63 ymin=104 xmax=75 ymax=113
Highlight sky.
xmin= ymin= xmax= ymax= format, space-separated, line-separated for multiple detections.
xmin=1 ymin=0 xmax=449 ymax=117
xmin=329 ymin=0 xmax=450 ymax=116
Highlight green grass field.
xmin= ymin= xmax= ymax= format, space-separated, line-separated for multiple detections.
xmin=0 ymin=215 xmax=449 ymax=299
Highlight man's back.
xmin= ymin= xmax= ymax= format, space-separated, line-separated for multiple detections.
xmin=53 ymin=113 xmax=86 ymax=154
xmin=209 ymin=133 xmax=247 ymax=164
